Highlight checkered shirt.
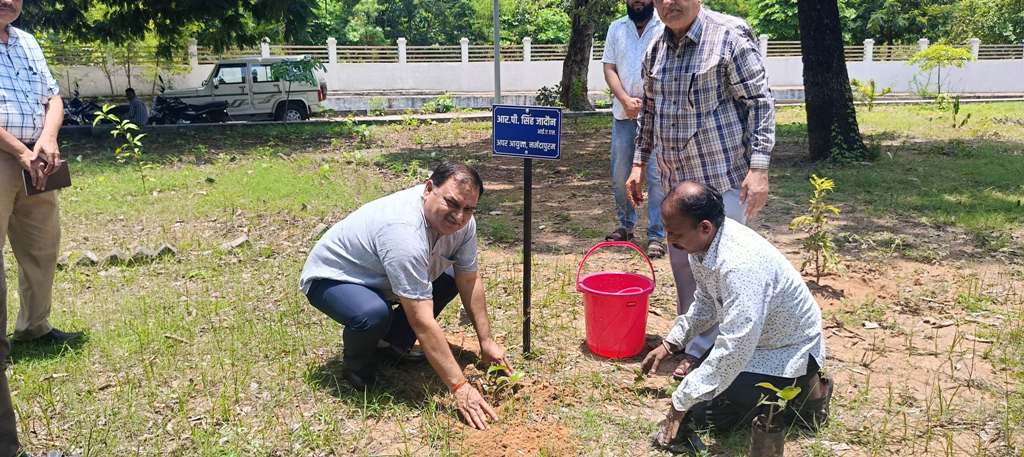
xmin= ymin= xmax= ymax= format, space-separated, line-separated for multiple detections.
xmin=634 ymin=8 xmax=775 ymax=193
xmin=0 ymin=26 xmax=60 ymax=144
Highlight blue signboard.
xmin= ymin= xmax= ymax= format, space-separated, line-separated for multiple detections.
xmin=492 ymin=105 xmax=562 ymax=160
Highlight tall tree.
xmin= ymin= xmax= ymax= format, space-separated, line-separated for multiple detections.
xmin=18 ymin=0 xmax=317 ymax=56
xmin=559 ymin=0 xmax=618 ymax=110
xmin=797 ymin=0 xmax=869 ymax=161
xmin=376 ymin=0 xmax=481 ymax=45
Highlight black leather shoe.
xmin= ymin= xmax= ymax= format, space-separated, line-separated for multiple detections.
xmin=29 ymin=328 xmax=84 ymax=345
xmin=341 ymin=367 xmax=376 ymax=390
xmin=376 ymin=340 xmax=426 ymax=362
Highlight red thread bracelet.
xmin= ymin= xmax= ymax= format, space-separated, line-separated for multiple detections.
xmin=450 ymin=380 xmax=468 ymax=394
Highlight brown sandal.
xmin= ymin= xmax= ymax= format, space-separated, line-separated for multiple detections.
xmin=672 ymin=354 xmax=701 ymax=380
xmin=647 ymin=239 xmax=666 ymax=259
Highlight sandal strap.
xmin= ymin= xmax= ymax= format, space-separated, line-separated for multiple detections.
xmin=605 ymin=227 xmax=633 ymax=241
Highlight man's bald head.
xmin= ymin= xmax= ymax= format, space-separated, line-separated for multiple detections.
xmin=662 ymin=181 xmax=726 ymax=229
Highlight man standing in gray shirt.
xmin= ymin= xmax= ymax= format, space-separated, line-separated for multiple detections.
xmin=300 ymin=162 xmax=510 ymax=430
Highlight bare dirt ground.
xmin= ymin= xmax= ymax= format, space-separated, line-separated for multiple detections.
xmin=367 ymin=116 xmax=1023 ymax=455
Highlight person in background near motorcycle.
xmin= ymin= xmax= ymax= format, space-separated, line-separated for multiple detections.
xmin=125 ymin=88 xmax=148 ymax=126
xmin=0 ymin=0 xmax=85 ymax=455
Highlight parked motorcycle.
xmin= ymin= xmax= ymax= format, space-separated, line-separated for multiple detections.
xmin=61 ymin=84 xmax=103 ymax=125
xmin=148 ymin=96 xmax=231 ymax=125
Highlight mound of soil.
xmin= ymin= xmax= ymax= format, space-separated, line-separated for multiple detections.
xmin=460 ymin=380 xmax=579 ymax=456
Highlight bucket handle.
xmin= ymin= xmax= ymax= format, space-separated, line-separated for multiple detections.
xmin=576 ymin=241 xmax=656 ymax=290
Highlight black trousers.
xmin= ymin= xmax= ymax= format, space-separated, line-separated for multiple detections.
xmin=685 ymin=356 xmax=830 ymax=432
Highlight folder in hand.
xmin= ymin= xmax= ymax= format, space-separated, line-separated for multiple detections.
xmin=22 ymin=158 xmax=71 ymax=196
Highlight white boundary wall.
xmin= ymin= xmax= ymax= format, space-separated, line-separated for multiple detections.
xmin=57 ymin=58 xmax=1024 ymax=98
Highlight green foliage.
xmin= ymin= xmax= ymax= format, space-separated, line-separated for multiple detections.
xmin=93 ymin=104 xmax=151 ymax=193
xmin=270 ymin=56 xmax=326 ymax=123
xmin=270 ymin=56 xmax=326 ymax=87
xmin=22 ymin=0 xmax=317 ymax=56
xmin=535 ymin=84 xmax=563 ymax=107
xmin=756 ymin=382 xmax=802 ymax=427
xmin=850 ymin=79 xmax=892 ymax=112
xmin=749 ymin=0 xmax=801 ymax=41
xmin=910 ymin=44 xmax=974 ymax=73
xmin=704 ymin=0 xmax=754 ymax=19
xmin=789 ymin=175 xmax=841 ymax=282
xmin=367 ymin=96 xmax=387 ymax=116
xmin=950 ymin=95 xmax=971 ymax=129
xmin=484 ymin=364 xmax=524 ymax=400
xmin=422 ymin=93 xmax=456 ymax=113
xmin=910 ymin=44 xmax=974 ymax=94
xmin=492 ymin=0 xmax=572 ymax=44
xmin=376 ymin=0 xmax=481 ymax=45
xmin=750 ymin=0 xmax=856 ymax=41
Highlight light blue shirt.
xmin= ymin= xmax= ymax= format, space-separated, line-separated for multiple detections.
xmin=299 ymin=184 xmax=478 ymax=301
xmin=0 ymin=25 xmax=60 ymax=143
xmin=601 ymin=13 xmax=663 ymax=120
xmin=665 ymin=218 xmax=826 ymax=412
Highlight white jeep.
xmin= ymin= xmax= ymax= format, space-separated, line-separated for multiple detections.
xmin=162 ymin=56 xmax=328 ymax=122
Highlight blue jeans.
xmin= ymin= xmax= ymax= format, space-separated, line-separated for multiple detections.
xmin=305 ymin=273 xmax=459 ymax=379
xmin=611 ymin=118 xmax=665 ymax=240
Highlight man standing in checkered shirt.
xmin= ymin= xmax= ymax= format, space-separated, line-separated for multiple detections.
xmin=0 ymin=0 xmax=82 ymax=454
xmin=625 ymin=0 xmax=775 ymax=380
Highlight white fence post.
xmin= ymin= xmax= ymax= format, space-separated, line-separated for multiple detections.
xmin=327 ymin=37 xmax=338 ymax=64
xmin=969 ymin=38 xmax=980 ymax=59
xmin=188 ymin=38 xmax=199 ymax=67
xmin=397 ymin=38 xmax=407 ymax=64
xmin=260 ymin=37 xmax=271 ymax=57
xmin=460 ymin=37 xmax=469 ymax=63
xmin=759 ymin=34 xmax=769 ymax=57
xmin=863 ymin=38 xmax=874 ymax=62
xmin=918 ymin=38 xmax=930 ymax=51
xmin=523 ymin=37 xmax=532 ymax=62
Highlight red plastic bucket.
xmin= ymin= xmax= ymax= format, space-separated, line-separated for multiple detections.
xmin=576 ymin=241 xmax=656 ymax=359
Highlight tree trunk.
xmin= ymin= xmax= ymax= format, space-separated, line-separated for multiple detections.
xmin=559 ymin=0 xmax=595 ymax=110
xmin=798 ymin=0 xmax=868 ymax=161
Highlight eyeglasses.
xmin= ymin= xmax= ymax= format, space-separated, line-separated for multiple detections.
xmin=435 ymin=191 xmax=476 ymax=216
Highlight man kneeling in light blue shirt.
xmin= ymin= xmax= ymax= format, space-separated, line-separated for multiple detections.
xmin=300 ymin=162 xmax=510 ymax=430
xmin=642 ymin=181 xmax=833 ymax=453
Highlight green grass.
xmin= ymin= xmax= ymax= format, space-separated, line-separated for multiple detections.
xmin=3 ymin=102 xmax=1023 ymax=455
xmin=773 ymin=103 xmax=1024 ymax=252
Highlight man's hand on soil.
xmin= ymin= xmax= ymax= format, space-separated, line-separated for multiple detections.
xmin=480 ymin=339 xmax=513 ymax=374
xmin=658 ymin=406 xmax=687 ymax=446
xmin=641 ymin=341 xmax=671 ymax=376
xmin=453 ymin=383 xmax=499 ymax=430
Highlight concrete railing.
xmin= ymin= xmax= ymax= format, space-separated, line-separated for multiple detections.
xmin=46 ymin=36 xmax=1024 ymax=97
xmin=45 ymin=36 xmax=1024 ymax=67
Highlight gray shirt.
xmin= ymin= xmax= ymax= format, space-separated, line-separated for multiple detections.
xmin=126 ymin=97 xmax=148 ymax=126
xmin=665 ymin=218 xmax=825 ymax=412
xmin=299 ymin=184 xmax=478 ymax=301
